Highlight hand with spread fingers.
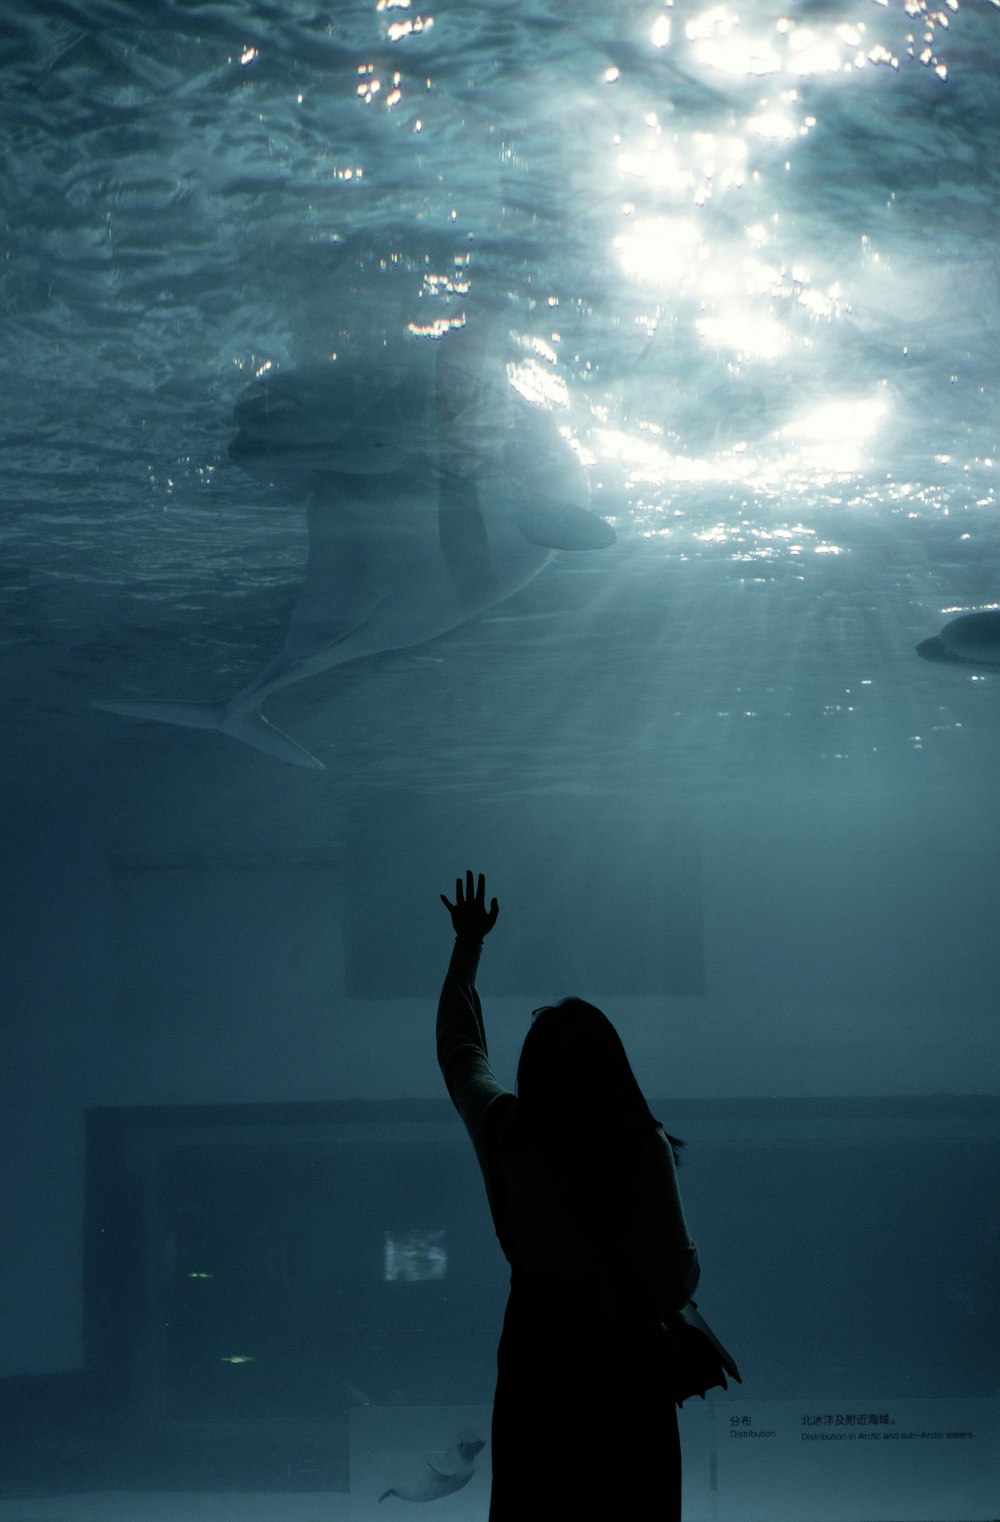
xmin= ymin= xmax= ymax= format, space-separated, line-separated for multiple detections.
xmin=440 ymin=870 xmax=499 ymax=942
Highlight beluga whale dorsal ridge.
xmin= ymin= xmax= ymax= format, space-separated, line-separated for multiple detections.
xmin=916 ymin=608 xmax=1000 ymax=671
xmin=96 ymin=312 xmax=616 ymax=768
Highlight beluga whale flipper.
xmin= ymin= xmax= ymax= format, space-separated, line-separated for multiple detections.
xmin=97 ymin=317 xmax=614 ymax=768
xmin=916 ymin=609 xmax=1000 ymax=671
xmin=378 ymin=1428 xmax=485 ymax=1503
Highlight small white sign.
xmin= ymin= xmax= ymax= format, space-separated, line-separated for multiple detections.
xmin=681 ymin=1397 xmax=999 ymax=1522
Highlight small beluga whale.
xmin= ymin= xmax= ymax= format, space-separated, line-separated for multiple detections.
xmin=378 ymin=1428 xmax=485 ymax=1504
xmin=97 ymin=317 xmax=615 ymax=769
xmin=916 ymin=609 xmax=1000 ymax=672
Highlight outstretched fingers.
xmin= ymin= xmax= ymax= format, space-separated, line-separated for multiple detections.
xmin=441 ymin=871 xmax=499 ymax=935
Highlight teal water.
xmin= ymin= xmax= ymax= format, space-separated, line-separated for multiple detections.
xmin=3 ymin=0 xmax=999 ymax=803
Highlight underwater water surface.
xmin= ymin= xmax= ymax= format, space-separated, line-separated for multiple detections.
xmin=1 ymin=0 xmax=998 ymax=803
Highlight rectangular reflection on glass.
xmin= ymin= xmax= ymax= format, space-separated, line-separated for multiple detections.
xmin=84 ymin=1093 xmax=997 ymax=1506
xmin=384 ymin=1229 xmax=447 ymax=1283
xmin=85 ymin=1106 xmax=503 ymax=1433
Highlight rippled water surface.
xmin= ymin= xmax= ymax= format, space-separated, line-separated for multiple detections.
xmin=3 ymin=0 xmax=1000 ymax=809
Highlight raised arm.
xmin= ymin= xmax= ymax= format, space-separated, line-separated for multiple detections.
xmin=437 ymin=871 xmax=505 ymax=1142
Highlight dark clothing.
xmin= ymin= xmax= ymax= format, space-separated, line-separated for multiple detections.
xmin=491 ymin=1271 xmax=682 ymax=1519
xmin=437 ymin=937 xmax=700 ymax=1520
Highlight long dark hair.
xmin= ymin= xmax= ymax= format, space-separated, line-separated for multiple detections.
xmin=514 ymin=997 xmax=683 ymax=1166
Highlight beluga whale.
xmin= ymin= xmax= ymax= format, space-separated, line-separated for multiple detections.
xmin=378 ymin=1428 xmax=485 ymax=1504
xmin=916 ymin=609 xmax=1000 ymax=672
xmin=97 ymin=316 xmax=615 ymax=769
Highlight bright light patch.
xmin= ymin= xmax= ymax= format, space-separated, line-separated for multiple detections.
xmin=685 ymin=10 xmax=904 ymax=80
xmin=387 ymin=15 xmax=433 ymax=41
xmin=594 ymin=388 xmax=891 ymax=496
xmin=730 ymin=256 xmax=783 ymax=300
xmin=697 ymin=310 xmax=789 ymax=360
xmin=798 ymin=284 xmax=838 ymax=318
xmin=867 ymin=42 xmax=900 ymax=68
xmin=518 ymin=334 xmax=560 ymax=366
xmin=782 ymin=394 xmax=889 ymax=472
xmin=686 ymin=8 xmax=782 ymax=75
xmin=593 ymin=429 xmax=683 ymax=483
xmin=592 ymin=428 xmax=758 ymax=488
xmin=652 ymin=14 xmax=672 ymax=48
xmin=692 ymin=130 xmax=747 ymax=190
xmin=507 ymin=360 xmax=569 ymax=409
xmin=617 ymin=131 xmax=746 ymax=206
xmin=407 ymin=316 xmax=464 ymax=339
xmin=617 ymin=145 xmax=697 ymax=197
xmin=615 ymin=218 xmax=705 ymax=287
xmin=784 ymin=396 xmax=888 ymax=443
xmin=748 ymin=111 xmax=798 ymax=140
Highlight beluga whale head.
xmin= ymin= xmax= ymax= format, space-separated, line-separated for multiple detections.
xmin=229 ymin=362 xmax=438 ymax=483
xmin=96 ymin=310 xmax=617 ymax=769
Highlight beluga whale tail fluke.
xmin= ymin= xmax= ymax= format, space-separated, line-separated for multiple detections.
xmin=98 ymin=306 xmax=615 ymax=768
xmin=93 ymin=698 xmax=325 ymax=770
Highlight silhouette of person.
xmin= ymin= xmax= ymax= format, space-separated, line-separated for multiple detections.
xmin=438 ymin=871 xmax=700 ymax=1521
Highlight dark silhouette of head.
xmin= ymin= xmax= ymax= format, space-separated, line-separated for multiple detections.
xmin=515 ymin=997 xmax=662 ymax=1154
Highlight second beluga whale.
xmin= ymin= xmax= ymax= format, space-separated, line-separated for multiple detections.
xmin=916 ymin=609 xmax=1000 ymax=672
xmin=98 ymin=317 xmax=615 ymax=768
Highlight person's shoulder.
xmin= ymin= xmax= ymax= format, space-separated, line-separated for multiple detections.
xmin=641 ymin=1124 xmax=678 ymax=1170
